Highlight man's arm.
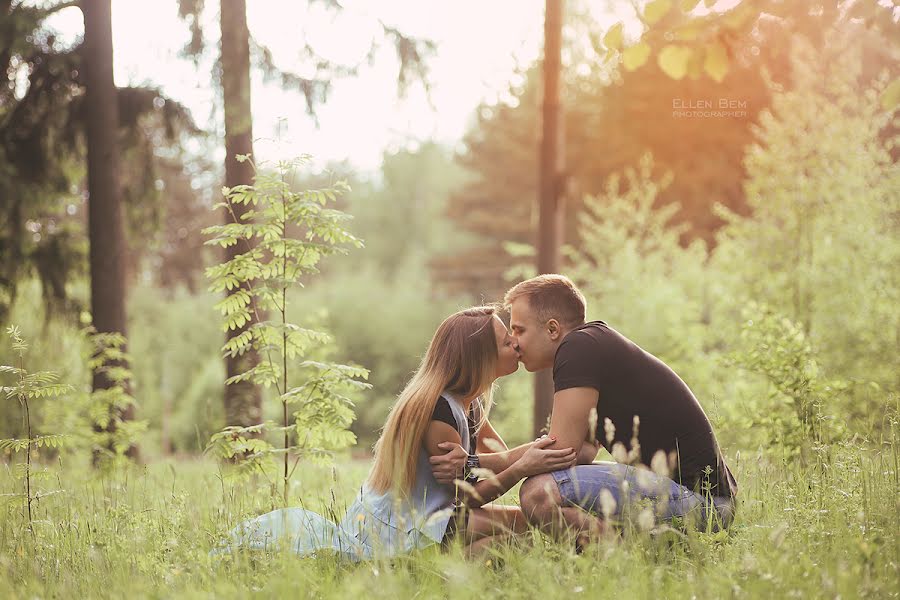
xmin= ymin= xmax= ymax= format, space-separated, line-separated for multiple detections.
xmin=430 ymin=440 xmax=536 ymax=483
xmin=577 ymin=436 xmax=600 ymax=464
xmin=546 ymin=387 xmax=599 ymax=455
xmin=430 ymin=416 xmax=572 ymax=483
xmin=423 ymin=420 xmax=571 ymax=507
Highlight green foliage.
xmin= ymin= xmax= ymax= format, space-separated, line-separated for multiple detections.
xmin=284 ymin=258 xmax=460 ymax=447
xmin=567 ymin=153 xmax=716 ymax=400
xmin=0 ymin=325 xmax=73 ymax=526
xmin=203 ymin=155 xmax=371 ymax=502
xmin=609 ymin=0 xmax=897 ymax=85
xmin=127 ymin=285 xmax=225 ymax=454
xmin=346 ymin=143 xmax=472 ymax=277
xmin=711 ymin=29 xmax=900 ymax=426
xmin=82 ymin=330 xmax=148 ymax=468
xmin=484 ymin=368 xmax=534 ymax=449
xmin=0 ymin=5 xmax=203 ymax=323
xmin=564 ymin=27 xmax=899 ymax=455
xmin=723 ymin=304 xmax=849 ymax=454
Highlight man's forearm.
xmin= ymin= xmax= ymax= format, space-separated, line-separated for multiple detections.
xmin=477 ymin=441 xmax=535 ymax=474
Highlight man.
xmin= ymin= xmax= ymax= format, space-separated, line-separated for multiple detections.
xmin=432 ymin=274 xmax=736 ymax=539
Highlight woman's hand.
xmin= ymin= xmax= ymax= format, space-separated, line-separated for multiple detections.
xmin=514 ymin=435 xmax=577 ymax=478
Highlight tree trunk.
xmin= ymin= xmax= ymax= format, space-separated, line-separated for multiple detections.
xmin=220 ymin=0 xmax=262 ymax=429
xmin=534 ymin=0 xmax=565 ymax=439
xmin=81 ymin=0 xmax=137 ymax=460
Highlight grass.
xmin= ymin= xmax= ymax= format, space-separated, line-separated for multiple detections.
xmin=1 ymin=423 xmax=898 ymax=599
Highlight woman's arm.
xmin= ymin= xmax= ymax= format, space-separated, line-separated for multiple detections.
xmin=432 ymin=417 xmax=571 ymax=483
xmin=423 ymin=421 xmax=575 ymax=508
xmin=431 ymin=437 xmax=574 ymax=484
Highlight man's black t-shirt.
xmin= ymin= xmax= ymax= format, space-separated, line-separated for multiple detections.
xmin=554 ymin=321 xmax=737 ymax=498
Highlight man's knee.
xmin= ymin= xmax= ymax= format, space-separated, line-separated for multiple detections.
xmin=519 ymin=474 xmax=561 ymax=524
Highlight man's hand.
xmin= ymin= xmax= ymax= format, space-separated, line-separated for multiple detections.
xmin=429 ymin=442 xmax=467 ymax=484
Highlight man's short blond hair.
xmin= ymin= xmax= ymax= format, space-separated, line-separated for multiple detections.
xmin=503 ymin=274 xmax=586 ymax=328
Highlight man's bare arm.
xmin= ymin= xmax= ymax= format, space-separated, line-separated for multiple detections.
xmin=430 ymin=414 xmax=572 ymax=483
xmin=577 ymin=436 xmax=600 ymax=464
xmin=424 ymin=421 xmax=573 ymax=507
xmin=547 ymin=387 xmax=599 ymax=455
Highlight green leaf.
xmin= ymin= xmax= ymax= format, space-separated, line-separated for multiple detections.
xmin=0 ymin=438 xmax=30 ymax=452
xmin=704 ymin=0 xmax=716 ymax=7
xmin=24 ymin=371 xmax=59 ymax=385
xmin=658 ymin=44 xmax=692 ymax=79
xmin=603 ymin=22 xmax=624 ymax=50
xmin=703 ymin=41 xmax=729 ymax=82
xmin=222 ymin=330 xmax=254 ymax=357
xmin=680 ymin=0 xmax=701 ymax=11
xmin=622 ymin=41 xmax=651 ymax=71
xmin=644 ymin=0 xmax=673 ymax=25
xmin=880 ymin=77 xmax=900 ymax=111
xmin=32 ymin=434 xmax=68 ymax=448
xmin=26 ymin=383 xmax=74 ymax=399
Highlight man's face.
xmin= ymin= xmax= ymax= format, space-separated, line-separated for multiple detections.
xmin=509 ymin=298 xmax=556 ymax=372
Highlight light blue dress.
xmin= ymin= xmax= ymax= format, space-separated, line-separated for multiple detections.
xmin=213 ymin=392 xmax=478 ymax=561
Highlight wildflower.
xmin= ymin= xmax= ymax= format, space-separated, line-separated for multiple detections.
xmin=651 ymin=450 xmax=670 ymax=477
xmin=637 ymin=508 xmax=655 ymax=531
xmin=604 ymin=418 xmax=616 ymax=446
xmin=599 ymin=489 xmax=617 ymax=518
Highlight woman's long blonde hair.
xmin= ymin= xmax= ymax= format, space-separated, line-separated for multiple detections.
xmin=367 ymin=306 xmax=500 ymax=495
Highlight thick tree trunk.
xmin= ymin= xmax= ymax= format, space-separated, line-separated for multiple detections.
xmin=81 ymin=0 xmax=137 ymax=459
xmin=220 ymin=0 xmax=262 ymax=429
xmin=534 ymin=0 xmax=565 ymax=439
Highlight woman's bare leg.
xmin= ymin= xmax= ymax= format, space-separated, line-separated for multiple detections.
xmin=464 ymin=534 xmax=512 ymax=559
xmin=464 ymin=503 xmax=528 ymax=540
xmin=451 ymin=504 xmax=527 ymax=558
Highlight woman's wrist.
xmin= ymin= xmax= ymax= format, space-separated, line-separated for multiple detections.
xmin=506 ymin=460 xmax=527 ymax=481
xmin=464 ymin=453 xmax=480 ymax=479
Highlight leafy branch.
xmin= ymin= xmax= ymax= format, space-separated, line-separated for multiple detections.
xmin=0 ymin=326 xmax=73 ymax=529
xmin=203 ymin=154 xmax=371 ymax=505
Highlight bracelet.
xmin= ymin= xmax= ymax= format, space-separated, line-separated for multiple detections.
xmin=464 ymin=454 xmax=480 ymax=479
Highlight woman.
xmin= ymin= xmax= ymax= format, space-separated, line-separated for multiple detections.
xmin=216 ymin=306 xmax=575 ymax=560
xmin=353 ymin=305 xmax=576 ymax=557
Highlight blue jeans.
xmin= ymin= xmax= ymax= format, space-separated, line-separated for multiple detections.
xmin=550 ymin=462 xmax=735 ymax=532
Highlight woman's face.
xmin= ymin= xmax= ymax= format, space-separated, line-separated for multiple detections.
xmin=492 ymin=315 xmax=520 ymax=378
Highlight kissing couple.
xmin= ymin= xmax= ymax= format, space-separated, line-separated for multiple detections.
xmin=217 ymin=274 xmax=736 ymax=559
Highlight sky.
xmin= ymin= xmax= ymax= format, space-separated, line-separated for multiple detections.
xmin=41 ymin=1 xmax=739 ymax=175
xmin=44 ymin=0 xmax=556 ymax=173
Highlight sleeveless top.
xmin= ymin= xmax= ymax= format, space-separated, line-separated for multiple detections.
xmin=337 ymin=391 xmax=481 ymax=556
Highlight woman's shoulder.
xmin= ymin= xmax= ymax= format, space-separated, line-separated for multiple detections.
xmin=431 ymin=395 xmax=457 ymax=428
